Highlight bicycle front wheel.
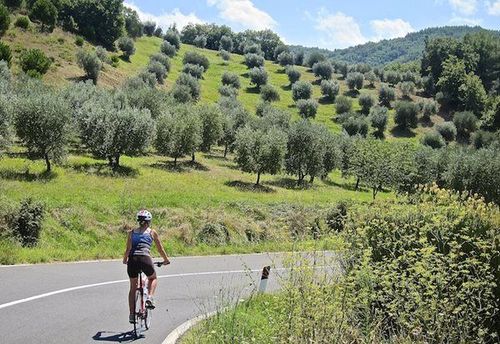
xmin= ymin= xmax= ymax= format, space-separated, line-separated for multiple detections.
xmin=134 ymin=290 xmax=144 ymax=336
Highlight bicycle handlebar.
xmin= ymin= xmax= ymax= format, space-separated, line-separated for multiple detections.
xmin=154 ymin=261 xmax=169 ymax=267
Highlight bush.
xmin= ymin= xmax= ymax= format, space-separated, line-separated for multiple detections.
xmin=342 ymin=115 xmax=368 ymax=137
xmin=346 ymin=72 xmax=364 ymax=91
xmin=296 ymin=99 xmax=318 ymax=119
xmin=160 ymin=40 xmax=176 ymax=58
xmin=197 ymin=223 xmax=230 ymax=246
xmin=221 ymin=71 xmax=240 ymax=89
xmin=325 ymin=202 xmax=347 ymax=232
xmin=14 ymin=16 xmax=30 ymax=30
xmin=149 ymin=53 xmax=171 ymax=72
xmin=176 ymin=73 xmax=201 ymax=100
xmin=260 ymin=84 xmax=280 ymax=102
xmin=335 ymin=95 xmax=352 ymax=114
xmin=394 ymin=101 xmax=419 ymax=129
xmin=11 ymin=198 xmax=44 ymax=247
xmin=0 ymin=41 xmax=12 ymax=66
xmin=312 ymin=61 xmax=333 ymax=80
xmin=379 ymin=85 xmax=395 ymax=107
xmin=193 ymin=35 xmax=207 ymax=48
xmin=358 ymin=94 xmax=374 ymax=115
xmin=164 ymin=29 xmax=181 ymax=50
xmin=117 ymin=37 xmax=135 ymax=60
xmin=183 ymin=51 xmax=210 ymax=71
xmin=436 ymin=121 xmax=457 ymax=142
xmin=95 ymin=46 xmax=111 ymax=64
xmin=219 ymin=49 xmax=231 ymax=62
xmin=110 ymin=55 xmax=120 ymax=68
xmin=147 ymin=61 xmax=167 ymax=84
xmin=19 ymin=49 xmax=51 ymax=77
xmin=285 ymin=66 xmax=301 ymax=85
xmin=472 ymin=130 xmax=497 ymax=149
xmin=244 ymin=53 xmax=265 ymax=69
xmin=248 ymin=67 xmax=268 ymax=89
xmin=76 ymin=50 xmax=102 ymax=83
xmin=320 ymin=80 xmax=339 ymax=101
xmin=219 ymin=85 xmax=238 ymax=98
xmin=292 ymin=81 xmax=312 ymax=101
xmin=453 ymin=111 xmax=478 ymax=139
xmin=182 ymin=63 xmax=205 ymax=79
xmin=0 ymin=4 xmax=11 ymax=37
xmin=421 ymin=130 xmax=445 ymax=148
xmin=75 ymin=36 xmax=84 ymax=47
xmin=369 ymin=105 xmax=388 ymax=137
xmin=29 ymin=0 xmax=57 ymax=31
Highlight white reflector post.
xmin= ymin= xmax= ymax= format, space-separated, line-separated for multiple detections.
xmin=258 ymin=266 xmax=271 ymax=293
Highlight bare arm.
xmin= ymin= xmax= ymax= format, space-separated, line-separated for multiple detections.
xmin=123 ymin=231 xmax=132 ymax=264
xmin=152 ymin=230 xmax=170 ymax=265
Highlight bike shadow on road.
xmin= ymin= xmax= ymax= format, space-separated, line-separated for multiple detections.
xmin=92 ymin=330 xmax=141 ymax=342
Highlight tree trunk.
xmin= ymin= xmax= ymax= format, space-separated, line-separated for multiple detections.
xmin=255 ymin=171 xmax=261 ymax=186
xmin=108 ymin=156 xmax=113 ymax=167
xmin=224 ymin=144 xmax=228 ymax=158
xmin=191 ymin=152 xmax=195 ymax=162
xmin=44 ymin=153 xmax=51 ymax=172
xmin=115 ymin=155 xmax=120 ymax=169
xmin=355 ymin=177 xmax=360 ymax=191
xmin=310 ymin=175 xmax=315 ymax=184
xmin=174 ymin=156 xmax=177 ymax=166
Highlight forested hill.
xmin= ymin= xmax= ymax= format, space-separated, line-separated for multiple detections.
xmin=289 ymin=26 xmax=500 ymax=66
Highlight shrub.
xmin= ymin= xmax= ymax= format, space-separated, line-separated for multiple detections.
xmin=335 ymin=95 xmax=352 ymax=114
xmin=369 ymin=105 xmax=388 ymax=137
xmin=260 ymin=84 xmax=280 ymax=102
xmin=296 ymin=99 xmax=318 ymax=119
xmin=183 ymin=51 xmax=209 ymax=70
xmin=0 ymin=4 xmax=10 ymax=37
xmin=219 ymin=49 xmax=230 ymax=62
xmin=285 ymin=66 xmax=301 ymax=85
xmin=147 ymin=61 xmax=167 ymax=84
xmin=358 ymin=94 xmax=374 ymax=115
xmin=219 ymin=85 xmax=238 ymax=98
xmin=244 ymin=53 xmax=264 ymax=69
xmin=342 ymin=116 xmax=369 ymax=137
xmin=176 ymin=73 xmax=201 ymax=100
xmin=164 ymin=29 xmax=181 ymax=50
xmin=325 ymin=202 xmax=347 ymax=232
xmin=394 ymin=101 xmax=419 ymax=129
xmin=320 ymin=80 xmax=339 ymax=101
xmin=421 ymin=130 xmax=445 ymax=148
xmin=19 ymin=49 xmax=51 ymax=77
xmin=75 ymin=36 xmax=84 ymax=47
xmin=379 ymin=85 xmax=395 ymax=107
xmin=248 ymin=67 xmax=268 ymax=89
xmin=11 ymin=198 xmax=44 ymax=247
xmin=182 ymin=63 xmax=205 ymax=79
xmin=453 ymin=111 xmax=478 ymax=139
xmin=436 ymin=121 xmax=457 ymax=142
xmin=110 ymin=55 xmax=120 ymax=68
xmin=346 ymin=72 xmax=364 ymax=91
xmin=29 ymin=0 xmax=57 ymax=31
xmin=117 ymin=37 xmax=135 ymax=60
xmin=221 ymin=71 xmax=240 ymax=89
xmin=312 ymin=61 xmax=333 ymax=80
xmin=160 ymin=40 xmax=176 ymax=57
xmin=193 ymin=35 xmax=207 ymax=48
xmin=292 ymin=81 xmax=312 ymax=101
xmin=197 ymin=223 xmax=229 ymax=245
xmin=0 ymin=41 xmax=12 ymax=66
xmin=149 ymin=53 xmax=171 ymax=72
xmin=95 ymin=46 xmax=111 ymax=64
xmin=14 ymin=16 xmax=30 ymax=30
xmin=76 ymin=50 xmax=102 ymax=83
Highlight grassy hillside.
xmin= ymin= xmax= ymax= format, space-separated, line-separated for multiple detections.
xmin=3 ymin=19 xmax=439 ymax=141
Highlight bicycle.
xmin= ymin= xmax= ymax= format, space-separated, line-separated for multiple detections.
xmin=133 ymin=261 xmax=164 ymax=338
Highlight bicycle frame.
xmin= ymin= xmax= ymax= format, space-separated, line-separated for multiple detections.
xmin=133 ymin=272 xmax=149 ymax=338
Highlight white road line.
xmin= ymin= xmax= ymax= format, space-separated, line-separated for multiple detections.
xmin=162 ymin=311 xmax=218 ymax=344
xmin=0 ymin=268 xmax=275 ymax=311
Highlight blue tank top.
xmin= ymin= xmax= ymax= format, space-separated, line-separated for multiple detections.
xmin=130 ymin=228 xmax=153 ymax=256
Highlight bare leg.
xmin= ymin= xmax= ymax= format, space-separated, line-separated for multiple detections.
xmin=128 ymin=278 xmax=138 ymax=315
xmin=147 ymin=273 xmax=158 ymax=297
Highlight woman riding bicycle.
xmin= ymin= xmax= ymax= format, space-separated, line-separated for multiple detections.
xmin=123 ymin=210 xmax=170 ymax=324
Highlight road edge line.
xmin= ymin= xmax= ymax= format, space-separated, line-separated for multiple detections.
xmin=162 ymin=311 xmax=217 ymax=344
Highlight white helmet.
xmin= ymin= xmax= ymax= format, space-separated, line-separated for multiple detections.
xmin=136 ymin=209 xmax=152 ymax=222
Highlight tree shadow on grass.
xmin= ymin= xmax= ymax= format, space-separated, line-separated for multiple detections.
xmin=66 ymin=76 xmax=88 ymax=83
xmin=203 ymin=153 xmax=227 ymax=161
xmin=0 ymin=169 xmax=57 ymax=182
xmin=265 ymin=177 xmax=313 ymax=190
xmin=70 ymin=162 xmax=139 ymax=178
xmin=311 ymin=79 xmax=322 ymax=86
xmin=419 ymin=117 xmax=434 ymax=128
xmin=343 ymin=89 xmax=359 ymax=98
xmin=323 ymin=179 xmax=369 ymax=192
xmin=281 ymin=84 xmax=291 ymax=91
xmin=245 ymin=86 xmax=260 ymax=94
xmin=149 ymin=160 xmax=209 ymax=173
xmin=275 ymin=68 xmax=286 ymax=74
xmin=92 ymin=330 xmax=137 ymax=342
xmin=390 ymin=126 xmax=416 ymax=138
xmin=318 ymin=97 xmax=334 ymax=105
xmin=224 ymin=180 xmax=276 ymax=193
xmin=241 ymin=72 xmax=250 ymax=78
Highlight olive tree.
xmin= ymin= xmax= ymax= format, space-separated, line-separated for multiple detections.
xmin=219 ymin=35 xmax=233 ymax=52
xmin=342 ymin=115 xmax=369 ymax=137
xmin=182 ymin=63 xmax=205 ymax=79
xmin=335 ymin=95 xmax=352 ymax=115
xmin=164 ymin=29 xmax=181 ymax=50
xmin=76 ymin=50 xmax=102 ymax=84
xmin=249 ymin=67 xmax=268 ymax=90
xmin=320 ymin=80 xmax=339 ymax=101
xmin=365 ymin=71 xmax=378 ymax=87
xmin=221 ymin=72 xmax=240 ymax=89
xmin=420 ymin=99 xmax=439 ymax=121
xmin=421 ymin=131 xmax=446 ymax=149
xmin=197 ymin=104 xmax=223 ymax=152
xmin=175 ymin=73 xmax=201 ymax=100
xmin=160 ymin=41 xmax=176 ymax=57
xmin=117 ymin=37 xmax=135 ymax=60
xmin=277 ymin=51 xmax=294 ymax=67
xmin=260 ymin=84 xmax=280 ymax=102
xmin=150 ymin=53 xmax=171 ymax=72
xmin=370 ymin=105 xmax=388 ymax=138
xmin=346 ymin=72 xmax=364 ymax=92
xmin=193 ymin=35 xmax=207 ymax=48
xmin=244 ymin=53 xmax=265 ymax=69
xmin=235 ymin=126 xmax=287 ymax=185
xmin=379 ymin=85 xmax=396 ymax=107
xmin=218 ymin=97 xmax=250 ymax=157
xmin=147 ymin=61 xmax=167 ymax=84
xmin=219 ymin=85 xmax=238 ymax=98
xmin=359 ymin=94 xmax=375 ymax=115
xmin=296 ymin=99 xmax=318 ymax=119
xmin=29 ymin=0 xmax=57 ymax=31
xmin=0 ymin=93 xmax=13 ymax=151
xmin=0 ymin=4 xmax=10 ymax=37
xmin=394 ymin=101 xmax=419 ymax=130
xmin=399 ymin=81 xmax=416 ymax=99
xmin=183 ymin=51 xmax=210 ymax=70
xmin=285 ymin=66 xmax=301 ymax=85
xmin=453 ymin=111 xmax=478 ymax=140
xmin=312 ymin=61 xmax=333 ymax=80
xmin=14 ymin=90 xmax=71 ymax=172
xmin=436 ymin=121 xmax=457 ymax=142
xmin=143 ymin=21 xmax=156 ymax=36
xmin=292 ymin=81 xmax=312 ymax=101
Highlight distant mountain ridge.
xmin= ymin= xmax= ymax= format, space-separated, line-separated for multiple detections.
xmin=289 ymin=26 xmax=500 ymax=66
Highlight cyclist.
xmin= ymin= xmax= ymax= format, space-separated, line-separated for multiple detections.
xmin=123 ymin=210 xmax=170 ymax=324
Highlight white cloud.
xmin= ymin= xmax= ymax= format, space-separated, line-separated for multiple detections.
xmin=448 ymin=15 xmax=482 ymax=24
xmin=448 ymin=0 xmax=478 ymax=15
xmin=486 ymin=0 xmax=500 ymax=15
xmin=370 ymin=19 xmax=415 ymax=40
xmin=313 ymin=10 xmax=367 ymax=49
xmin=124 ymin=2 xmax=204 ymax=30
xmin=207 ymin=0 xmax=276 ymax=30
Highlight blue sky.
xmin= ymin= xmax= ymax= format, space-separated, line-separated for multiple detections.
xmin=125 ymin=0 xmax=500 ymax=49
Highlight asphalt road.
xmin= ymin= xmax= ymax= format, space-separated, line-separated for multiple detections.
xmin=0 ymin=253 xmax=308 ymax=344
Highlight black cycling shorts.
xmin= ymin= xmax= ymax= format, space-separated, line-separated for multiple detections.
xmin=127 ymin=255 xmax=155 ymax=278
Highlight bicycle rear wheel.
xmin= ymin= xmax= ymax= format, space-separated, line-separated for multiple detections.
xmin=134 ymin=289 xmax=143 ymax=337
xmin=145 ymin=307 xmax=152 ymax=330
